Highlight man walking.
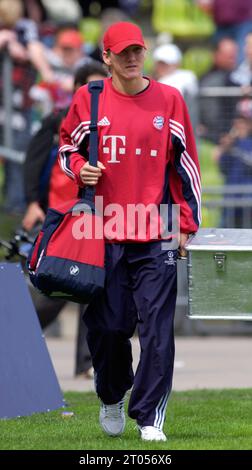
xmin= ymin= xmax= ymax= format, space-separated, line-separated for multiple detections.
xmin=59 ymin=22 xmax=201 ymax=441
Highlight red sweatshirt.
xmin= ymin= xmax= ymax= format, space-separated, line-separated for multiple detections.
xmin=59 ymin=77 xmax=201 ymax=242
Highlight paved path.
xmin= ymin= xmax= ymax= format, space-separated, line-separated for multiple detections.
xmin=46 ymin=332 xmax=252 ymax=392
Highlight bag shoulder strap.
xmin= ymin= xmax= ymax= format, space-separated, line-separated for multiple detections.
xmin=83 ymin=80 xmax=104 ymax=201
xmin=88 ymin=80 xmax=104 ymax=167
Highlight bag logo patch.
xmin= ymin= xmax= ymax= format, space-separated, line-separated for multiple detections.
xmin=70 ymin=265 xmax=80 ymax=276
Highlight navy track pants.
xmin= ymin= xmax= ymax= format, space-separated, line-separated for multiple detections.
xmin=84 ymin=241 xmax=177 ymax=427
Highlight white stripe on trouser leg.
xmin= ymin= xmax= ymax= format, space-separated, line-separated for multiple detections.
xmin=94 ymin=371 xmax=98 ymax=393
xmin=154 ymin=390 xmax=170 ymax=429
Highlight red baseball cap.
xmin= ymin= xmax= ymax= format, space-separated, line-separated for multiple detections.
xmin=103 ymin=22 xmax=146 ymax=54
xmin=57 ymin=30 xmax=83 ymax=49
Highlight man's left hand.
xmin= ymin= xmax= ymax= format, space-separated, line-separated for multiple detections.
xmin=179 ymin=233 xmax=189 ymax=258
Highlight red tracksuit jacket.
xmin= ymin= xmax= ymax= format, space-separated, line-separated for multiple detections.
xmin=59 ymin=77 xmax=201 ymax=242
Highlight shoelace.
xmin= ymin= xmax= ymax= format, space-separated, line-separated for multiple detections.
xmin=102 ymin=399 xmax=124 ymax=419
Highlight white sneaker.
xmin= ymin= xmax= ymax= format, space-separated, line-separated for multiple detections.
xmin=139 ymin=425 xmax=167 ymax=442
xmin=99 ymin=399 xmax=125 ymax=436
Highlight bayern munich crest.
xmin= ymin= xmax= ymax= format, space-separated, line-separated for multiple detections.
xmin=153 ymin=116 xmax=165 ymax=130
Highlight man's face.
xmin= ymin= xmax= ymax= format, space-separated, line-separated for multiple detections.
xmin=103 ymin=45 xmax=145 ymax=80
xmin=216 ymin=39 xmax=238 ymax=71
xmin=58 ymin=45 xmax=83 ymax=68
xmin=233 ymin=117 xmax=252 ymax=137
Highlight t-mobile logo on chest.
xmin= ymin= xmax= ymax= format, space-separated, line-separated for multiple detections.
xmin=102 ymin=135 xmax=158 ymax=163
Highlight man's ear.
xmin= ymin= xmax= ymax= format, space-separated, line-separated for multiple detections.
xmin=102 ymin=50 xmax=111 ymax=66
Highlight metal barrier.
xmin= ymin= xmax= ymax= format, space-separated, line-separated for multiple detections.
xmin=203 ymin=185 xmax=252 ymax=229
xmin=0 ymin=51 xmax=37 ymax=212
xmin=199 ymin=85 xmax=251 ymax=142
xmin=0 ymin=52 xmax=36 ymax=164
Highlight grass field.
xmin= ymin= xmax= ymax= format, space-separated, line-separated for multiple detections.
xmin=0 ymin=389 xmax=252 ymax=450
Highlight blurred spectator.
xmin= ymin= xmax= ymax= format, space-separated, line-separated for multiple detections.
xmin=152 ymin=43 xmax=199 ymax=130
xmin=0 ymin=0 xmax=53 ymax=213
xmin=29 ymin=26 xmax=89 ymax=129
xmin=214 ymin=98 xmax=252 ymax=227
xmin=22 ymin=61 xmax=108 ymax=377
xmin=50 ymin=27 xmax=85 ymax=70
xmin=197 ymin=0 xmax=252 ymax=64
xmin=0 ymin=0 xmax=54 ymax=81
xmin=200 ymin=37 xmax=238 ymax=143
xmin=230 ymin=31 xmax=252 ymax=87
xmin=22 ymin=0 xmax=48 ymax=23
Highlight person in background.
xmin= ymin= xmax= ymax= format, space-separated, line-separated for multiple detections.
xmin=200 ymin=37 xmax=238 ymax=143
xmin=0 ymin=0 xmax=53 ymax=213
xmin=0 ymin=0 xmax=53 ymax=81
xmin=21 ymin=0 xmax=48 ymax=23
xmin=59 ymin=22 xmax=201 ymax=441
xmin=47 ymin=27 xmax=86 ymax=79
xmin=213 ymin=98 xmax=252 ymax=228
xmin=152 ymin=43 xmax=199 ymax=131
xmin=22 ymin=60 xmax=108 ymax=378
xmin=29 ymin=26 xmax=89 ymax=127
xmin=197 ymin=0 xmax=252 ymax=64
xmin=230 ymin=31 xmax=252 ymax=88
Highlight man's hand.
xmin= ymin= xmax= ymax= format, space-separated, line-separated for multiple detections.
xmin=22 ymin=202 xmax=45 ymax=232
xmin=79 ymin=161 xmax=106 ymax=186
xmin=178 ymin=233 xmax=189 ymax=258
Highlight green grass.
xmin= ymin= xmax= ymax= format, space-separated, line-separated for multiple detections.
xmin=0 ymin=389 xmax=252 ymax=450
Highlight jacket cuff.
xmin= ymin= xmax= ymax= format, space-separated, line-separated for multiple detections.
xmin=70 ymin=155 xmax=87 ymax=187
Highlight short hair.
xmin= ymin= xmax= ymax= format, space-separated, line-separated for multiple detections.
xmin=74 ymin=61 xmax=108 ymax=87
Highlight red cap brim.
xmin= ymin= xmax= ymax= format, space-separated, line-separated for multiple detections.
xmin=109 ymin=39 xmax=146 ymax=54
